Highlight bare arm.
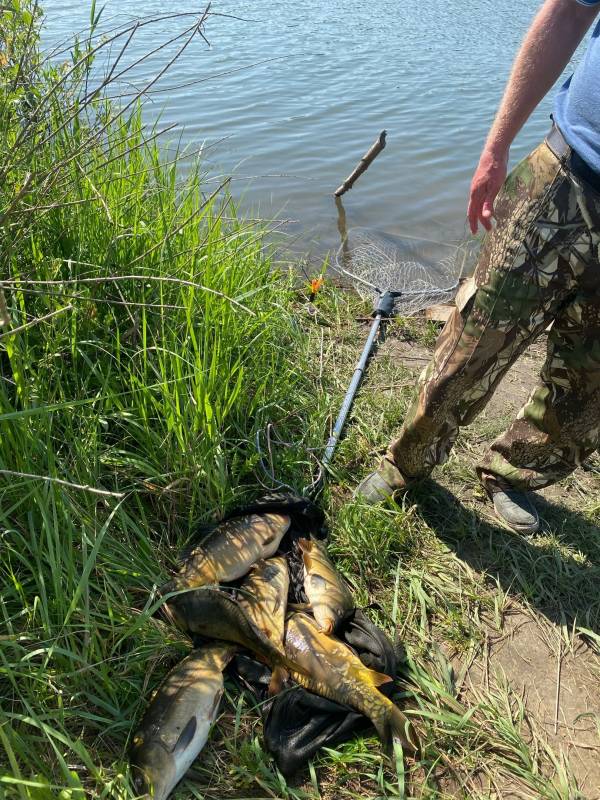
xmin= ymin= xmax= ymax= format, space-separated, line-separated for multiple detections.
xmin=468 ymin=0 xmax=600 ymax=234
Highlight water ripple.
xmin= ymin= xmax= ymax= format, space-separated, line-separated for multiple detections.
xmin=41 ymin=0 xmax=584 ymax=257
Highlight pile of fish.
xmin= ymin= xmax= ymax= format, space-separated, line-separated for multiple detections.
xmin=130 ymin=504 xmax=419 ymax=799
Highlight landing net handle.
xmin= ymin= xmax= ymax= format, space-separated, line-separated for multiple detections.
xmin=321 ymin=290 xmax=400 ymax=471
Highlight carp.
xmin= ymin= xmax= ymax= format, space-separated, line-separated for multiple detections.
xmin=284 ymin=612 xmax=419 ymax=755
xmin=163 ymin=513 xmax=291 ymax=593
xmin=162 ymin=586 xmax=304 ymax=691
xmin=130 ymin=643 xmax=236 ymax=800
xmin=298 ymin=537 xmax=354 ymax=634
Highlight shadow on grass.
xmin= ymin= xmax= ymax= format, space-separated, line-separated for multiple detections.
xmin=409 ymin=479 xmax=600 ymax=634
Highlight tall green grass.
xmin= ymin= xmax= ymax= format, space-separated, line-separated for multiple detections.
xmin=0 ymin=4 xmax=324 ymax=796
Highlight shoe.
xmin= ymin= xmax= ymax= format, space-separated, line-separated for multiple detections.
xmin=354 ymin=459 xmax=406 ymax=505
xmin=492 ymin=490 xmax=539 ymax=534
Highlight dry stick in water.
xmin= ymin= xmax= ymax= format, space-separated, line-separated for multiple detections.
xmin=334 ymin=130 xmax=387 ymax=197
xmin=335 ymin=196 xmax=351 ymax=266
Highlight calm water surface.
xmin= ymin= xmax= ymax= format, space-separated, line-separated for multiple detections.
xmin=41 ymin=1 xmax=582 ymax=264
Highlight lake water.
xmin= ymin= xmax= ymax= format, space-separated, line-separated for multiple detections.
xmin=41 ymin=1 xmax=584 ymax=268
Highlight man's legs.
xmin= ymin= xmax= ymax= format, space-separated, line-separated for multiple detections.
xmin=357 ymin=141 xmax=579 ymax=508
xmin=477 ymin=291 xmax=600 ymax=493
xmin=387 ymin=261 xmax=568 ymax=479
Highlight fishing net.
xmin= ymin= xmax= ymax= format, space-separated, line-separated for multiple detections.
xmin=335 ymin=227 xmax=471 ymax=316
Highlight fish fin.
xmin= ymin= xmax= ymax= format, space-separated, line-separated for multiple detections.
xmin=375 ymin=701 xmax=420 ymax=757
xmin=356 ymin=666 xmax=393 ymax=688
xmin=156 ymin=596 xmax=178 ymax=627
xmin=298 ymin=539 xmax=313 ymax=570
xmin=268 ymin=665 xmax=288 ymax=696
xmin=282 ymin=654 xmax=313 ymax=681
xmin=176 ymin=531 xmax=211 ymax=564
xmin=173 ymin=716 xmax=197 ymax=754
xmin=176 ymin=543 xmax=197 ymax=564
xmin=209 ymin=688 xmax=223 ymax=719
xmin=178 ymin=517 xmax=225 ymax=561
xmin=318 ymin=619 xmax=335 ymax=635
xmin=310 ymin=573 xmax=327 ymax=591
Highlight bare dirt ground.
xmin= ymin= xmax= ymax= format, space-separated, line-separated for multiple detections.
xmin=467 ymin=609 xmax=600 ymax=797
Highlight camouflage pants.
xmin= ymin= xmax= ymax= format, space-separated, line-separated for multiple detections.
xmin=385 ymin=138 xmax=600 ymax=494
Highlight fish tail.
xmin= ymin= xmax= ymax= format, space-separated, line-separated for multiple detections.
xmin=374 ymin=699 xmax=420 ymax=757
xmin=155 ymin=580 xmax=180 ymax=625
xmin=157 ymin=588 xmax=192 ymax=633
xmin=287 ymin=601 xmax=311 ymax=612
xmin=159 ymin=597 xmax=183 ymax=630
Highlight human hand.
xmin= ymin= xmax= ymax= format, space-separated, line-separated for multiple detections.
xmin=467 ymin=147 xmax=509 ymax=234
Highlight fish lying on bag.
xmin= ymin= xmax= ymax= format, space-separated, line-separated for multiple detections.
xmin=162 ymin=586 xmax=303 ymax=690
xmin=298 ymin=537 xmax=354 ymax=634
xmin=162 ymin=512 xmax=291 ymax=593
xmin=130 ymin=643 xmax=236 ymax=800
xmin=237 ymin=556 xmax=289 ymax=646
xmin=284 ymin=612 xmax=420 ymax=755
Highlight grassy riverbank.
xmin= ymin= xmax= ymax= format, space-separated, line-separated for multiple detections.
xmin=2 ymin=4 xmax=599 ymax=799
xmin=0 ymin=5 xmax=324 ymax=796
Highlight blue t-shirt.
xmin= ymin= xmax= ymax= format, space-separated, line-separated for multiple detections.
xmin=554 ymin=3 xmax=600 ymax=173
